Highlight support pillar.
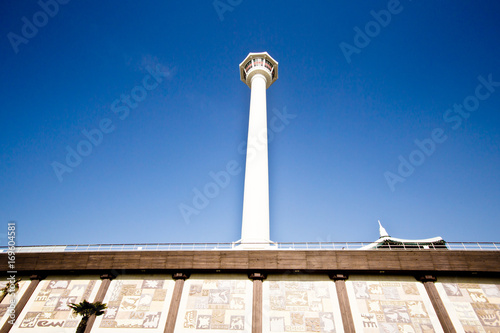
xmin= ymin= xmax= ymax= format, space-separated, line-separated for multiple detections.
xmin=417 ymin=275 xmax=456 ymax=333
xmin=164 ymin=272 xmax=190 ymax=333
xmin=329 ymin=273 xmax=355 ymax=333
xmin=83 ymin=273 xmax=115 ymax=333
xmin=249 ymin=273 xmax=266 ymax=333
xmin=0 ymin=275 xmax=44 ymax=333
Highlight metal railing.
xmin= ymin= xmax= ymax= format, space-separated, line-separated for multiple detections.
xmin=0 ymin=242 xmax=498 ymax=253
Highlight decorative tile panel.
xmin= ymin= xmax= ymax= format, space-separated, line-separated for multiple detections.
xmin=262 ymin=274 xmax=344 ymax=333
xmin=92 ymin=275 xmax=174 ymax=332
xmin=346 ymin=276 xmax=443 ymax=333
xmin=0 ymin=279 xmax=29 ymax=328
xmin=11 ymin=277 xmax=101 ymax=332
xmin=436 ymin=278 xmax=500 ymax=332
xmin=175 ymin=274 xmax=252 ymax=333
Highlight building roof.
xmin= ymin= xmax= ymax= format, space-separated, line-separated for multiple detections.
xmin=359 ymin=221 xmax=446 ymax=250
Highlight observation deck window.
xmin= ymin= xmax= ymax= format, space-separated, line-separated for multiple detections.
xmin=243 ymin=58 xmax=276 ymax=79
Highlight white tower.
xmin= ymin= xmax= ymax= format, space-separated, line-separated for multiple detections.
xmin=238 ymin=52 xmax=278 ymax=248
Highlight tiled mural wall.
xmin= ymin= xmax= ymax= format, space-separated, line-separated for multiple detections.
xmin=4 ymin=274 xmax=500 ymax=332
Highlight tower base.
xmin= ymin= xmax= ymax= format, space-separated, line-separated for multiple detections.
xmin=233 ymin=239 xmax=277 ymax=250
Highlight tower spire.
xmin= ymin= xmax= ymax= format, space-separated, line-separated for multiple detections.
xmin=378 ymin=220 xmax=390 ymax=238
xmin=238 ymin=52 xmax=278 ymax=248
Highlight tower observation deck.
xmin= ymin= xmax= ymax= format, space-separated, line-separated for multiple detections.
xmin=240 ymin=53 xmax=278 ymax=88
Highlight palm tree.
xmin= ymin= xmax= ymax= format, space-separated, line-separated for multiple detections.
xmin=0 ymin=278 xmax=21 ymax=303
xmin=69 ymin=300 xmax=107 ymax=333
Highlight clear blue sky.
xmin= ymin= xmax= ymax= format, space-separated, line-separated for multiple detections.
xmin=1 ymin=1 xmax=499 ymax=246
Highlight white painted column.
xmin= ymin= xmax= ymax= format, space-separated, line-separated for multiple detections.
xmin=241 ymin=73 xmax=270 ymax=246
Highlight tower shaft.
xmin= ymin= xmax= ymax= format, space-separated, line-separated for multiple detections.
xmin=241 ymin=73 xmax=270 ymax=244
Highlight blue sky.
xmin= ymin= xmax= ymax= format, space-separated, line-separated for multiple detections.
xmin=1 ymin=1 xmax=499 ymax=246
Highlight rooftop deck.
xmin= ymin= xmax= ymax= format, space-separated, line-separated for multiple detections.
xmin=2 ymin=241 xmax=499 ymax=253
